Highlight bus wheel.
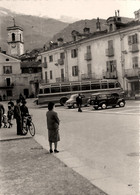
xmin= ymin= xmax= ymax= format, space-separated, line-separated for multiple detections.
xmin=60 ymin=97 xmax=68 ymax=106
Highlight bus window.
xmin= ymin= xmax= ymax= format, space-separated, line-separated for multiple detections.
xmin=72 ymin=85 xmax=80 ymax=91
xmin=51 ymin=87 xmax=61 ymax=93
xmin=108 ymin=83 xmax=115 ymax=88
xmin=61 ymin=86 xmax=71 ymax=92
xmin=91 ymin=84 xmax=100 ymax=89
xmin=81 ymin=84 xmax=90 ymax=90
xmin=101 ymin=83 xmax=108 ymax=89
xmin=39 ymin=89 xmax=43 ymax=94
xmin=115 ymin=82 xmax=121 ymax=88
xmin=44 ymin=88 xmax=50 ymax=94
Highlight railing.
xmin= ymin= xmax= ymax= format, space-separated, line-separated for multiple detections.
xmin=84 ymin=52 xmax=92 ymax=61
xmin=81 ymin=73 xmax=96 ymax=80
xmin=105 ymin=48 xmax=114 ymax=57
xmin=0 ymin=83 xmax=14 ymax=89
xmin=129 ymin=44 xmax=139 ymax=53
xmin=124 ymin=68 xmax=140 ymax=78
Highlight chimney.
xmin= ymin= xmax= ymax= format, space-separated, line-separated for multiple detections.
xmin=96 ymin=17 xmax=101 ymax=31
xmin=57 ymin=38 xmax=63 ymax=46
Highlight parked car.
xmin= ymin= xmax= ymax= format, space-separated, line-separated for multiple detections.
xmin=88 ymin=92 xmax=125 ymax=110
xmin=65 ymin=94 xmax=89 ymax=108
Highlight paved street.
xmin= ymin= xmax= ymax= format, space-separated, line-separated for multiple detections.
xmin=0 ymin=99 xmax=139 ymax=195
xmin=27 ymin=99 xmax=139 ymax=195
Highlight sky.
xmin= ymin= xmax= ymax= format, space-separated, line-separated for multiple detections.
xmin=0 ymin=0 xmax=140 ymax=22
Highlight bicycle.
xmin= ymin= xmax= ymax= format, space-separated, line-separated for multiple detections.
xmin=22 ymin=115 xmax=35 ymax=136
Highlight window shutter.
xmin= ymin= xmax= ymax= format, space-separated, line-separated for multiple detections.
xmin=128 ymin=36 xmax=131 ymax=45
xmin=113 ymin=60 xmax=117 ymax=71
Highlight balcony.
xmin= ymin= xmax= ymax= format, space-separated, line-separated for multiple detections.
xmin=58 ymin=59 xmax=64 ymax=65
xmin=105 ymin=71 xmax=118 ymax=79
xmin=84 ymin=52 xmax=92 ymax=61
xmin=124 ymin=68 xmax=140 ymax=78
xmin=0 ymin=83 xmax=14 ymax=89
xmin=106 ymin=48 xmax=114 ymax=57
xmin=81 ymin=73 xmax=96 ymax=80
xmin=129 ymin=44 xmax=139 ymax=53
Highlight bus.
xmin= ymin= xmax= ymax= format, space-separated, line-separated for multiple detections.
xmin=37 ymin=79 xmax=124 ymax=105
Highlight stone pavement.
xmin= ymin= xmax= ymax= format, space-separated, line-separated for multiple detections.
xmin=0 ymin=121 xmax=108 ymax=195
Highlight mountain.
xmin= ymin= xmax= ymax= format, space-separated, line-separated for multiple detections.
xmin=0 ymin=7 xmax=69 ymax=52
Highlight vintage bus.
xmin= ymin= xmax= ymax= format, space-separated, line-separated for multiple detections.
xmin=37 ymin=79 xmax=124 ymax=105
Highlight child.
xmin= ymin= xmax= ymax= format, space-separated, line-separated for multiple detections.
xmin=7 ymin=106 xmax=13 ymax=128
xmin=3 ymin=114 xmax=8 ymax=128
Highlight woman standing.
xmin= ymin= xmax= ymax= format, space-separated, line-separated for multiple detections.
xmin=46 ymin=102 xmax=60 ymax=153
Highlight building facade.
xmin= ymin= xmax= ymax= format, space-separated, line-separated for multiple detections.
xmin=0 ymin=52 xmax=42 ymax=100
xmin=40 ymin=10 xmax=140 ymax=97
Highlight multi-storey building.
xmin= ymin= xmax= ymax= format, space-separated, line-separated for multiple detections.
xmin=0 ymin=51 xmax=42 ymax=100
xmin=40 ymin=10 xmax=140 ymax=97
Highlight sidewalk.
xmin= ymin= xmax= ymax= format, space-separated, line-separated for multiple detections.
xmin=0 ymin=124 xmax=108 ymax=195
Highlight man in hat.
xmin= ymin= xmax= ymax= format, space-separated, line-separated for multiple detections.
xmin=20 ymin=100 xmax=29 ymax=127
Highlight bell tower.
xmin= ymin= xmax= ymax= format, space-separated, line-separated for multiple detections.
xmin=7 ymin=18 xmax=24 ymax=57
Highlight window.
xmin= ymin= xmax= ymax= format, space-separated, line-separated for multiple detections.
xmin=87 ymin=64 xmax=91 ymax=75
xmin=12 ymin=33 xmax=15 ymax=41
xmin=72 ymin=66 xmax=78 ymax=76
xmin=3 ymin=66 xmax=12 ymax=74
xmin=60 ymin=52 xmax=65 ymax=59
xmin=6 ymin=58 xmax=9 ymax=61
xmin=91 ymin=84 xmax=100 ymax=89
xmin=50 ymin=70 xmax=53 ymax=79
xmin=132 ymin=57 xmax=138 ymax=68
xmin=106 ymin=60 xmax=116 ymax=72
xmin=109 ymin=24 xmax=113 ymax=32
xmin=44 ymin=88 xmax=50 ymax=94
xmin=108 ymin=40 xmax=113 ymax=48
xmin=6 ymin=78 xmax=11 ymax=86
xmin=81 ymin=84 xmax=90 ymax=90
xmin=61 ymin=86 xmax=71 ymax=92
xmin=44 ymin=57 xmax=47 ymax=68
xmin=71 ymin=49 xmax=78 ymax=58
xmin=87 ymin=46 xmax=91 ymax=53
xmin=61 ymin=69 xmax=64 ymax=80
xmin=49 ymin=55 xmax=53 ymax=62
xmin=101 ymin=83 xmax=108 ymax=89
xmin=109 ymin=83 xmax=115 ymax=88
xmin=45 ymin=71 xmax=48 ymax=82
xmin=51 ymin=87 xmax=60 ymax=93
xmin=72 ymin=85 xmax=80 ymax=91
xmin=39 ymin=89 xmax=43 ymax=94
xmin=128 ymin=34 xmax=138 ymax=45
